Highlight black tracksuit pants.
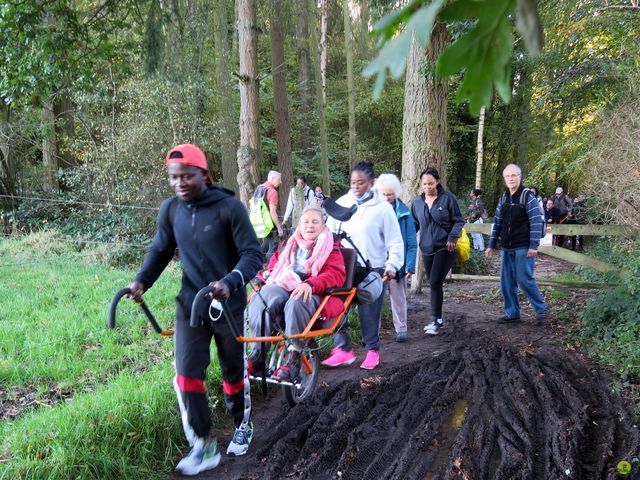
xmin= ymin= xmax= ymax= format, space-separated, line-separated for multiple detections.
xmin=174 ymin=299 xmax=250 ymax=440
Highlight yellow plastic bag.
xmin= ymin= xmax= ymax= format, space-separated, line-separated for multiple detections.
xmin=457 ymin=228 xmax=471 ymax=262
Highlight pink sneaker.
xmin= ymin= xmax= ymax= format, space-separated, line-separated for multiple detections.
xmin=360 ymin=349 xmax=379 ymax=370
xmin=321 ymin=348 xmax=356 ymax=367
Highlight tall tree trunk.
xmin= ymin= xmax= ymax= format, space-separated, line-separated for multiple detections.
xmin=54 ymin=90 xmax=76 ymax=170
xmin=42 ymin=94 xmax=59 ymax=193
xmin=236 ymin=0 xmax=260 ymax=205
xmin=425 ymin=22 xmax=449 ymax=185
xmin=232 ymin=0 xmax=239 ymax=62
xmin=400 ymin=34 xmax=429 ymax=203
xmin=296 ymin=0 xmax=313 ymax=158
xmin=475 ymin=106 xmax=486 ymax=189
xmin=320 ymin=0 xmax=328 ymax=104
xmin=309 ymin=0 xmax=330 ymax=195
xmin=401 ymin=35 xmax=428 ymax=294
xmin=357 ymin=0 xmax=370 ymax=57
xmin=165 ymin=0 xmax=184 ymax=77
xmin=0 ymin=103 xmax=17 ymax=207
xmin=214 ymin=1 xmax=239 ymax=193
xmin=270 ymin=0 xmax=293 ymax=212
xmin=343 ymin=0 xmax=357 ymax=168
xmin=515 ymin=65 xmax=532 ymax=166
xmin=402 ymin=24 xmax=450 ymax=294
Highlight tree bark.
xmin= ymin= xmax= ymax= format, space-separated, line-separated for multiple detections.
xmin=402 ymin=23 xmax=450 ymax=294
xmin=236 ymin=0 xmax=260 ymax=205
xmin=401 ymin=34 xmax=429 ymax=203
xmin=320 ymin=0 xmax=328 ymax=104
xmin=296 ymin=0 xmax=313 ymax=158
xmin=214 ymin=0 xmax=239 ymax=193
xmin=309 ymin=0 xmax=330 ymax=195
xmin=401 ymin=35 xmax=428 ymax=293
xmin=270 ymin=0 xmax=293 ymax=212
xmin=53 ymin=90 xmax=76 ymax=169
xmin=42 ymin=94 xmax=59 ymax=193
xmin=515 ymin=65 xmax=532 ymax=166
xmin=475 ymin=106 xmax=486 ymax=189
xmin=357 ymin=0 xmax=370 ymax=57
xmin=0 ymin=103 xmax=17 ymax=206
xmin=425 ymin=22 xmax=449 ymax=185
xmin=343 ymin=0 xmax=357 ymax=168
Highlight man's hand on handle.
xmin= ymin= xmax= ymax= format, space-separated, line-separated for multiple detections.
xmin=208 ymin=280 xmax=231 ymax=301
xmin=126 ymin=281 xmax=145 ymax=301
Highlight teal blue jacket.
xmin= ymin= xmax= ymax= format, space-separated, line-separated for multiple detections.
xmin=393 ymin=199 xmax=418 ymax=279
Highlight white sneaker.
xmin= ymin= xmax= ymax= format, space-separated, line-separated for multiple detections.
xmin=175 ymin=437 xmax=221 ymax=476
xmin=424 ymin=319 xmax=443 ymax=335
xmin=227 ymin=422 xmax=254 ymax=456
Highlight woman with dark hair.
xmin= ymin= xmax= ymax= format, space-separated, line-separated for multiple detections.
xmin=468 ymin=188 xmax=487 ymax=250
xmin=323 ymin=161 xmax=404 ymax=370
xmin=411 ymin=167 xmax=465 ymax=335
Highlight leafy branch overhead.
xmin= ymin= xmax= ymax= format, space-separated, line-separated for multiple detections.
xmin=363 ymin=0 xmax=544 ymax=115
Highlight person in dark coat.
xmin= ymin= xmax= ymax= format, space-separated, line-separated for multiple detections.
xmin=411 ymin=167 xmax=465 ymax=336
xmin=127 ymin=144 xmax=263 ymax=475
xmin=486 ymin=164 xmax=548 ymax=326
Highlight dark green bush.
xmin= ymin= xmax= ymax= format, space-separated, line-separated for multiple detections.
xmin=578 ymin=243 xmax=640 ymax=382
xmin=453 ymin=248 xmax=490 ymax=275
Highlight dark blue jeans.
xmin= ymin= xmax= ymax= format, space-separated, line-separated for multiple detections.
xmin=334 ymin=269 xmax=385 ymax=352
xmin=500 ymin=247 xmax=547 ymax=318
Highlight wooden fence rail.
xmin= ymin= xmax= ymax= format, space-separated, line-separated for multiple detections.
xmin=464 ymin=223 xmax=640 ymax=237
xmin=451 ymin=222 xmax=639 ymax=286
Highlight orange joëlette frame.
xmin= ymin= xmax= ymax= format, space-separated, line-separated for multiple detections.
xmin=238 ymin=287 xmax=358 ymax=344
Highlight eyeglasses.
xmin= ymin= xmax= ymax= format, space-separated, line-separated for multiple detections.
xmin=503 ymin=174 xmax=521 ymax=179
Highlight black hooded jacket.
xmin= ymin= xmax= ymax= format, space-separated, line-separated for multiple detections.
xmin=135 ymin=186 xmax=263 ymax=316
xmin=411 ymin=185 xmax=465 ymax=254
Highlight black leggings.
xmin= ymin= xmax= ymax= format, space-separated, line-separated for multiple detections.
xmin=422 ymin=249 xmax=456 ymax=321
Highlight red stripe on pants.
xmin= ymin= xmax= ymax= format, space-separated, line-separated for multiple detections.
xmin=176 ymin=375 xmax=206 ymax=394
xmin=222 ymin=379 xmax=245 ymax=395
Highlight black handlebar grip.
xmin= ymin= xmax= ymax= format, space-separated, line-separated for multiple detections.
xmin=138 ymin=301 xmax=163 ymax=334
xmin=108 ymin=288 xmax=132 ymax=329
xmin=191 ymin=285 xmax=215 ymax=328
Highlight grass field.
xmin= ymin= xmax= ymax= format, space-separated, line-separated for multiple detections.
xmin=0 ymin=232 xmax=224 ymax=479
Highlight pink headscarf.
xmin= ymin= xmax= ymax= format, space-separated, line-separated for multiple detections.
xmin=267 ymin=225 xmax=334 ymax=291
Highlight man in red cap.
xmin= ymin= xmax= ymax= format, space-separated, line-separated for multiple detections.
xmin=127 ymin=144 xmax=263 ymax=475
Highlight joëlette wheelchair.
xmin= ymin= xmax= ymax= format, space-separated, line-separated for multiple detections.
xmin=191 ymin=198 xmax=373 ymax=406
xmin=108 ymin=198 xmax=373 ymax=406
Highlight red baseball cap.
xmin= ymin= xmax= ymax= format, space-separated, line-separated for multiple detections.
xmin=166 ymin=144 xmax=208 ymax=171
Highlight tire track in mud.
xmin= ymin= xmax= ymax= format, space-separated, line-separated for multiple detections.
xmin=238 ymin=315 xmax=639 ymax=480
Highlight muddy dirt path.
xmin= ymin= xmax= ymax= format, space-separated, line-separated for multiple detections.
xmin=176 ymin=256 xmax=639 ymax=480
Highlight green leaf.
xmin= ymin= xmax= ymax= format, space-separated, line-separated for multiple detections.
xmin=516 ymin=0 xmax=544 ymax=56
xmin=494 ymin=63 xmax=512 ymax=103
xmin=437 ymin=0 xmax=516 ymax=114
xmin=371 ymin=0 xmax=425 ymax=41
xmin=363 ymin=0 xmax=443 ymax=98
xmin=439 ymin=0 xmax=497 ymax=21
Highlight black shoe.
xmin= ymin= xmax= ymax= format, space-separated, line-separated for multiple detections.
xmin=536 ymin=311 xmax=548 ymax=326
xmin=497 ymin=316 xmax=521 ymax=324
xmin=272 ymin=351 xmax=301 ymax=383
